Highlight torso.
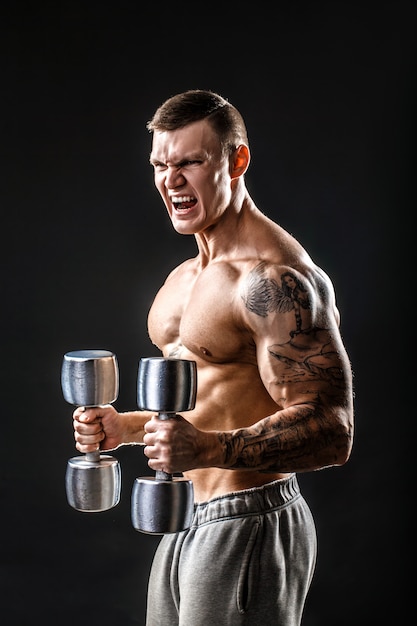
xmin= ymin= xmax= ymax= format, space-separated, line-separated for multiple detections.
xmin=147 ymin=214 xmax=303 ymax=501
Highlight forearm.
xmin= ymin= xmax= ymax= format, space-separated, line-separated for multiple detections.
xmin=118 ymin=410 xmax=151 ymax=445
xmin=214 ymin=404 xmax=353 ymax=473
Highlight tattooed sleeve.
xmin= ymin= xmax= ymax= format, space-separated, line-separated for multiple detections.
xmin=233 ymin=261 xmax=352 ymax=472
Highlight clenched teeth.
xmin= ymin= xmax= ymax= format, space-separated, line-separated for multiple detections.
xmin=172 ymin=196 xmax=195 ymax=204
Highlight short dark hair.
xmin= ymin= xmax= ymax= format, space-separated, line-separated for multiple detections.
xmin=147 ymin=89 xmax=249 ymax=155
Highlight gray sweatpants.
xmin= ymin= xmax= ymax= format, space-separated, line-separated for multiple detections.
xmin=146 ymin=474 xmax=317 ymax=625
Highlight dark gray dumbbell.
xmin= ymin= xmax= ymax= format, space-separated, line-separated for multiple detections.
xmin=131 ymin=357 xmax=197 ymax=534
xmin=61 ymin=349 xmax=121 ymax=512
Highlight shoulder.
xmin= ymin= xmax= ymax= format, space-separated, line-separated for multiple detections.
xmin=164 ymin=257 xmax=199 ymax=284
xmin=239 ymin=258 xmax=340 ymax=328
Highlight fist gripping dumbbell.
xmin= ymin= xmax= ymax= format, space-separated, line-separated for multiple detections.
xmin=131 ymin=357 xmax=197 ymax=534
xmin=61 ymin=349 xmax=121 ymax=512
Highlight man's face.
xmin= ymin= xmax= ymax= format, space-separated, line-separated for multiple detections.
xmin=149 ymin=119 xmax=233 ymax=235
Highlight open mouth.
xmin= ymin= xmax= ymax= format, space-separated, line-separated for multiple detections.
xmin=171 ymin=196 xmax=197 ymax=211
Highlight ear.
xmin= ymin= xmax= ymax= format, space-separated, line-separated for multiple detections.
xmin=230 ymin=145 xmax=250 ymax=179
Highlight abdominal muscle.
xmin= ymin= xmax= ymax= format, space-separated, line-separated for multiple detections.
xmin=173 ymin=353 xmax=290 ymax=503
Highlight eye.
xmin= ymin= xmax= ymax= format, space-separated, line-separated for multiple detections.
xmin=151 ymin=161 xmax=167 ymax=171
xmin=180 ymin=160 xmax=202 ymax=167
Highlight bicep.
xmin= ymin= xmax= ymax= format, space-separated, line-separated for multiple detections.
xmin=241 ymin=262 xmax=351 ymax=409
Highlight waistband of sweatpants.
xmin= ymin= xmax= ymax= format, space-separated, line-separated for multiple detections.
xmin=192 ymin=474 xmax=300 ymax=525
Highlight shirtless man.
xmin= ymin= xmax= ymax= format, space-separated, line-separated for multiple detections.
xmin=72 ymin=90 xmax=354 ymax=625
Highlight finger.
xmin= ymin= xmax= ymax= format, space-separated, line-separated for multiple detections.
xmin=143 ymin=432 xmax=153 ymax=446
xmin=74 ymin=420 xmax=102 ymax=435
xmin=143 ymin=417 xmax=158 ymax=433
xmin=143 ymin=443 xmax=159 ymax=459
xmin=76 ymin=441 xmax=101 ymax=453
xmin=75 ymin=430 xmax=105 ymax=445
xmin=75 ymin=409 xmax=102 ymax=424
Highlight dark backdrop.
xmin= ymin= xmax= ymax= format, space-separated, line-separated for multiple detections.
xmin=1 ymin=2 xmax=414 ymax=625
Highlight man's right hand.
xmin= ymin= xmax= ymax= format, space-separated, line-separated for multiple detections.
xmin=73 ymin=404 xmax=124 ymax=453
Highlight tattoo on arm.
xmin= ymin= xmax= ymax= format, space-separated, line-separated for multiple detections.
xmin=243 ymin=262 xmax=343 ymax=387
xmin=237 ymin=266 xmax=350 ymax=471
xmin=218 ymin=407 xmax=347 ymax=472
xmin=242 ymin=262 xmax=311 ymax=336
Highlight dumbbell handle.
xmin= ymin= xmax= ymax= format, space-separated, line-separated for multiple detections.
xmin=155 ymin=411 xmax=176 ymax=481
xmin=85 ymin=450 xmax=100 ymax=463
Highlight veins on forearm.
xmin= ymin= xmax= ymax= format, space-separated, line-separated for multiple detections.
xmin=217 ymin=406 xmax=345 ymax=473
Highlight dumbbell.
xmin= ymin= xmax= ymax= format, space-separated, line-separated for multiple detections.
xmin=61 ymin=349 xmax=121 ymax=512
xmin=131 ymin=357 xmax=197 ymax=534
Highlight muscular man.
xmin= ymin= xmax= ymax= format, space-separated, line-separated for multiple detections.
xmin=73 ymin=90 xmax=354 ymax=625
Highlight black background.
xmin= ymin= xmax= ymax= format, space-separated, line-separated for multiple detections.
xmin=1 ymin=2 xmax=414 ymax=624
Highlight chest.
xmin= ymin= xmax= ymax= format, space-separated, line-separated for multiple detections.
xmin=147 ymin=262 xmax=252 ymax=362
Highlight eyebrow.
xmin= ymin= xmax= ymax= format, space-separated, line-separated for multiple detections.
xmin=149 ymin=150 xmax=207 ymax=166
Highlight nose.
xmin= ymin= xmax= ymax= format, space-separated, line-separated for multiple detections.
xmin=165 ymin=166 xmax=185 ymax=189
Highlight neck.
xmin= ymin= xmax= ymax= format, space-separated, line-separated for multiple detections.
xmin=194 ymin=191 xmax=257 ymax=266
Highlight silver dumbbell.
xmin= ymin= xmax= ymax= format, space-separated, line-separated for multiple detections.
xmin=61 ymin=349 xmax=121 ymax=512
xmin=131 ymin=357 xmax=197 ymax=534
